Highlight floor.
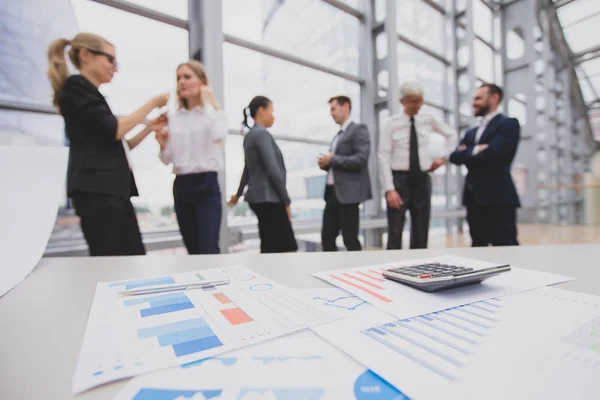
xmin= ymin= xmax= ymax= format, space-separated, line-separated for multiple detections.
xmin=151 ymin=224 xmax=600 ymax=255
xmin=427 ymin=224 xmax=600 ymax=249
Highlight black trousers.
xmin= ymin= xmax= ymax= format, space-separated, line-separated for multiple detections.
xmin=321 ymin=185 xmax=361 ymax=251
xmin=249 ymin=202 xmax=298 ymax=253
xmin=71 ymin=193 xmax=145 ymax=256
xmin=464 ymin=189 xmax=519 ymax=247
xmin=174 ymin=172 xmax=222 ymax=255
xmin=386 ymin=171 xmax=432 ymax=250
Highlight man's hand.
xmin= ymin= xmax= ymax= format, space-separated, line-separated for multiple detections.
xmin=477 ymin=144 xmax=489 ymax=152
xmin=285 ymin=205 xmax=292 ymax=221
xmin=318 ymin=152 xmax=333 ymax=169
xmin=457 ymin=144 xmax=467 ymax=151
xmin=386 ymin=190 xmax=403 ymax=209
xmin=429 ymin=157 xmax=447 ymax=173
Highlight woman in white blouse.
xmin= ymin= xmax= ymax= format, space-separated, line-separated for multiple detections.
xmin=156 ymin=60 xmax=227 ymax=254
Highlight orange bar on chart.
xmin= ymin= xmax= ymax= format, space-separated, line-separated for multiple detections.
xmin=220 ymin=307 xmax=254 ymax=325
xmin=213 ymin=292 xmax=232 ymax=304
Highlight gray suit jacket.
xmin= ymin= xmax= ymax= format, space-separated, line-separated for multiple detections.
xmin=323 ymin=121 xmax=372 ymax=204
xmin=236 ymin=124 xmax=291 ymax=205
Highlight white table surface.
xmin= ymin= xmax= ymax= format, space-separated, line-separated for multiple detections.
xmin=1 ymin=244 xmax=599 ymax=399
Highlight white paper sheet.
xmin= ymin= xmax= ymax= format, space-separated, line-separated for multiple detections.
xmin=312 ymin=255 xmax=573 ymax=320
xmin=73 ymin=267 xmax=337 ymax=394
xmin=312 ymin=287 xmax=600 ymax=400
xmin=0 ymin=145 xmax=68 ymax=297
xmin=291 ymin=287 xmax=394 ymax=321
xmin=114 ymin=331 xmax=409 ymax=400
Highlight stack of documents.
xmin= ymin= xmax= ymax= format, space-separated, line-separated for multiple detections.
xmin=70 ymin=255 xmax=600 ymax=400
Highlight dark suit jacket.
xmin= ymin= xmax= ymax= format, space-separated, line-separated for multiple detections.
xmin=236 ymin=124 xmax=290 ymax=205
xmin=58 ymin=75 xmax=138 ymax=200
xmin=323 ymin=121 xmax=372 ymax=204
xmin=449 ymin=113 xmax=520 ymax=207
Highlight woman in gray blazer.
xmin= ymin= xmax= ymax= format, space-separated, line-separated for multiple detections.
xmin=228 ymin=96 xmax=297 ymax=253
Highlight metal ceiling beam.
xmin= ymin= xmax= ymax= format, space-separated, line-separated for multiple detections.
xmin=320 ymin=0 xmax=365 ymax=21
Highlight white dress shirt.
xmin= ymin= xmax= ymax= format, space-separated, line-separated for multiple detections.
xmin=471 ymin=110 xmax=501 ymax=156
xmin=475 ymin=110 xmax=501 ymax=143
xmin=378 ymin=112 xmax=458 ymax=192
xmin=327 ymin=118 xmax=352 ymax=185
xmin=160 ymin=105 xmax=228 ymax=175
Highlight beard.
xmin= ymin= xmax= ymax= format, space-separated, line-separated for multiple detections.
xmin=474 ymin=101 xmax=490 ymax=117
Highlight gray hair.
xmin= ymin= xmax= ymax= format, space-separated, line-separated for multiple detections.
xmin=400 ymin=81 xmax=424 ymax=98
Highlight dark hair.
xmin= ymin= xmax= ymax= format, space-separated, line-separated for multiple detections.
xmin=480 ymin=83 xmax=504 ymax=102
xmin=328 ymin=95 xmax=352 ymax=111
xmin=242 ymin=95 xmax=272 ymax=129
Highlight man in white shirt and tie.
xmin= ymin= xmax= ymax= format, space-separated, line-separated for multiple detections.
xmin=378 ymin=81 xmax=458 ymax=249
xmin=450 ymin=83 xmax=521 ymax=247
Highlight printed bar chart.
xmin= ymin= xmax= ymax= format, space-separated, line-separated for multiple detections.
xmin=220 ymin=308 xmax=254 ymax=325
xmin=360 ymin=299 xmax=501 ymax=381
xmin=124 ymin=292 xmax=195 ymax=318
xmin=212 ymin=293 xmax=232 ymax=304
xmin=138 ymin=318 xmax=223 ymax=357
xmin=132 ymin=388 xmax=222 ymax=400
xmin=109 ymin=277 xmax=176 ymax=290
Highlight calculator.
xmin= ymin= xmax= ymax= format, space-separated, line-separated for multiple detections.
xmin=382 ymin=262 xmax=511 ymax=292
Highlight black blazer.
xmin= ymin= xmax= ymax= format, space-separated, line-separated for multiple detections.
xmin=58 ymin=75 xmax=138 ymax=200
xmin=449 ymin=114 xmax=521 ymax=207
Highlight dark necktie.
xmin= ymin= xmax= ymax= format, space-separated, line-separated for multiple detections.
xmin=409 ymin=116 xmax=420 ymax=176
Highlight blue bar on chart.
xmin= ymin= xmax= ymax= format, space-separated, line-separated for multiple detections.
xmin=109 ymin=276 xmax=176 ymax=290
xmin=124 ymin=292 xmax=195 ymax=318
xmin=138 ymin=318 xmax=223 ymax=357
xmin=133 ymin=388 xmax=223 ymax=400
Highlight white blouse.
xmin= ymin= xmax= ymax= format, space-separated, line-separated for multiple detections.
xmin=160 ymin=105 xmax=228 ymax=175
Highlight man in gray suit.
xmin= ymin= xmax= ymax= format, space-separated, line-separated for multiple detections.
xmin=318 ymin=95 xmax=372 ymax=251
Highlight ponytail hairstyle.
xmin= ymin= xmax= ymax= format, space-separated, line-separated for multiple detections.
xmin=47 ymin=32 xmax=113 ymax=109
xmin=241 ymin=95 xmax=272 ymax=130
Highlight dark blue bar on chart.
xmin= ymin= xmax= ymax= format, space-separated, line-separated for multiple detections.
xmin=172 ymin=335 xmax=223 ymax=357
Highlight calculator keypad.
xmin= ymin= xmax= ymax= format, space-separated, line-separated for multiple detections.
xmin=387 ymin=263 xmax=473 ymax=279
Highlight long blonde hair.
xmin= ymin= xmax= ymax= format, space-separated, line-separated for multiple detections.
xmin=47 ymin=32 xmax=113 ymax=109
xmin=176 ymin=60 xmax=209 ymax=110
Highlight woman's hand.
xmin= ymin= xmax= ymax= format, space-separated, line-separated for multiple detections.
xmin=155 ymin=127 xmax=169 ymax=150
xmin=200 ymin=86 xmax=219 ymax=109
xmin=227 ymin=195 xmax=239 ymax=206
xmin=149 ymin=112 xmax=168 ymax=132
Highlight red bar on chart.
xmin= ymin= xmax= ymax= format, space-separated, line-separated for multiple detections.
xmin=369 ymin=269 xmax=384 ymax=276
xmin=342 ymin=273 xmax=385 ymax=289
xmin=329 ymin=275 xmax=392 ymax=303
xmin=220 ymin=307 xmax=254 ymax=325
xmin=212 ymin=293 xmax=232 ymax=304
xmin=356 ymin=271 xmax=385 ymax=282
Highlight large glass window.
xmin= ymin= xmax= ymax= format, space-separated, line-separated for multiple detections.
xmin=396 ymin=0 xmax=445 ymax=55
xmin=223 ymin=43 xmax=361 ymax=141
xmin=397 ymin=42 xmax=446 ymax=107
xmin=222 ymin=0 xmax=360 ymax=76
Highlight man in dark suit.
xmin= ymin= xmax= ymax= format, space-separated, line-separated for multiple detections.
xmin=318 ymin=95 xmax=372 ymax=251
xmin=450 ymin=83 xmax=521 ymax=247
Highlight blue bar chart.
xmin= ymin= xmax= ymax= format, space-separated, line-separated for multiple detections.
xmin=124 ymin=292 xmax=195 ymax=318
xmin=110 ymin=276 xmax=176 ymax=290
xmin=138 ymin=318 xmax=223 ymax=357
xmin=132 ymin=388 xmax=222 ymax=400
xmin=360 ymin=299 xmax=502 ymax=381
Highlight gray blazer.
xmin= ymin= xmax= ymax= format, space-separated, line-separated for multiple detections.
xmin=236 ymin=124 xmax=291 ymax=205
xmin=323 ymin=121 xmax=372 ymax=204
